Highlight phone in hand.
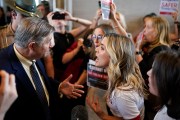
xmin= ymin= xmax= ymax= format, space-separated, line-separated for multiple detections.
xmin=98 ymin=0 xmax=101 ymax=8
xmin=52 ymin=12 xmax=65 ymax=20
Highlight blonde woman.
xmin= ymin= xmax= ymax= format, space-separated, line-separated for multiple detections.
xmin=87 ymin=33 xmax=147 ymax=120
xmin=135 ymin=16 xmax=170 ymax=119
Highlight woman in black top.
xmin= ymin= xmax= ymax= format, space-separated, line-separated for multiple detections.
xmin=135 ymin=16 xmax=170 ymax=120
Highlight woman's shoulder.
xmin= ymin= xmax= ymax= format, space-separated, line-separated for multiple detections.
xmin=154 ymin=106 xmax=176 ymax=120
xmin=152 ymin=45 xmax=169 ymax=51
xmin=112 ymin=86 xmax=141 ymax=100
xmin=149 ymin=45 xmax=169 ymax=55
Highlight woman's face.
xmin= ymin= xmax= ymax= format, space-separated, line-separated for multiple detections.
xmin=95 ymin=37 xmax=110 ymax=68
xmin=147 ymin=69 xmax=159 ymax=96
xmin=144 ymin=19 xmax=157 ymax=43
xmin=92 ymin=28 xmax=104 ymax=47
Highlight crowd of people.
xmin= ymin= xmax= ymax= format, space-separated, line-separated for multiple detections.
xmin=0 ymin=0 xmax=179 ymax=120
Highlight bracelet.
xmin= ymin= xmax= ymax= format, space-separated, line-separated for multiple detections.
xmin=136 ymin=51 xmax=142 ymax=55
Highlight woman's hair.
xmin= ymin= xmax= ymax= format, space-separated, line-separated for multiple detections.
xmin=83 ymin=29 xmax=94 ymax=41
xmin=14 ymin=17 xmax=54 ymax=48
xmin=143 ymin=12 xmax=157 ymax=21
xmin=152 ymin=50 xmax=180 ymax=119
xmin=93 ymin=24 xmax=115 ymax=35
xmin=148 ymin=16 xmax=171 ymax=50
xmin=105 ymin=33 xmax=147 ymax=98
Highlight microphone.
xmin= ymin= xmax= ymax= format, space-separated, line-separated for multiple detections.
xmin=71 ymin=105 xmax=88 ymax=120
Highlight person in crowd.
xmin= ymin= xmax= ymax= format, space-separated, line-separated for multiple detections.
xmin=170 ymin=10 xmax=180 ymax=51
xmin=84 ymin=4 xmax=123 ymax=118
xmin=56 ymin=29 xmax=94 ymax=120
xmin=147 ymin=50 xmax=180 ymax=120
xmin=62 ymin=29 xmax=94 ymax=85
xmin=91 ymin=3 xmax=128 ymax=37
xmin=135 ymin=10 xmax=179 ymax=48
xmin=135 ymin=16 xmax=170 ymax=120
xmin=0 ymin=17 xmax=84 ymax=120
xmin=170 ymin=10 xmax=179 ymax=41
xmin=135 ymin=16 xmax=170 ymax=82
xmin=45 ymin=10 xmax=92 ymax=80
xmin=40 ymin=10 xmax=91 ymax=120
xmin=134 ymin=12 xmax=157 ymax=44
xmin=0 ymin=0 xmax=42 ymax=50
xmin=37 ymin=1 xmax=50 ymax=20
xmin=143 ymin=13 xmax=157 ymax=26
xmin=0 ymin=70 xmax=17 ymax=120
xmin=171 ymin=21 xmax=180 ymax=51
xmin=109 ymin=3 xmax=128 ymax=37
xmin=86 ymin=24 xmax=115 ymax=120
xmin=0 ymin=7 xmax=6 ymax=26
xmin=87 ymin=33 xmax=147 ymax=120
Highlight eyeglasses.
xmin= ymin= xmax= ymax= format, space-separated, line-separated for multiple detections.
xmin=92 ymin=34 xmax=103 ymax=41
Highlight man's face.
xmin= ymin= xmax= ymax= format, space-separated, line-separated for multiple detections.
xmin=52 ymin=19 xmax=66 ymax=32
xmin=32 ymin=33 xmax=54 ymax=59
xmin=37 ymin=5 xmax=46 ymax=17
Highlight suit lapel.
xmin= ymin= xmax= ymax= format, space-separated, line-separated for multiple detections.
xmin=9 ymin=45 xmax=38 ymax=95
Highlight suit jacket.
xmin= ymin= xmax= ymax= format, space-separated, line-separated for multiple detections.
xmin=0 ymin=44 xmax=61 ymax=120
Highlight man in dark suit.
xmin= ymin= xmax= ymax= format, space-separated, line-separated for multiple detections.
xmin=0 ymin=17 xmax=84 ymax=120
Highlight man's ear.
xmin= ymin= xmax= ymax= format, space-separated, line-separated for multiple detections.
xmin=11 ymin=11 xmax=17 ymax=19
xmin=28 ymin=42 xmax=36 ymax=51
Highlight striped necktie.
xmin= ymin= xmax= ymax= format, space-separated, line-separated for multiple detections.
xmin=30 ymin=61 xmax=48 ymax=107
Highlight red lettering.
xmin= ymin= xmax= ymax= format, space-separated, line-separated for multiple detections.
xmin=162 ymin=2 xmax=177 ymax=8
xmin=88 ymin=71 xmax=108 ymax=80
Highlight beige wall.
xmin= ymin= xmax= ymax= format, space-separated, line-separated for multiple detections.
xmin=72 ymin=0 xmax=180 ymax=37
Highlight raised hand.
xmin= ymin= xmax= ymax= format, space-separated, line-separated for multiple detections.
xmin=59 ymin=74 xmax=84 ymax=99
xmin=0 ymin=70 xmax=18 ymax=119
xmin=86 ymin=95 xmax=105 ymax=119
